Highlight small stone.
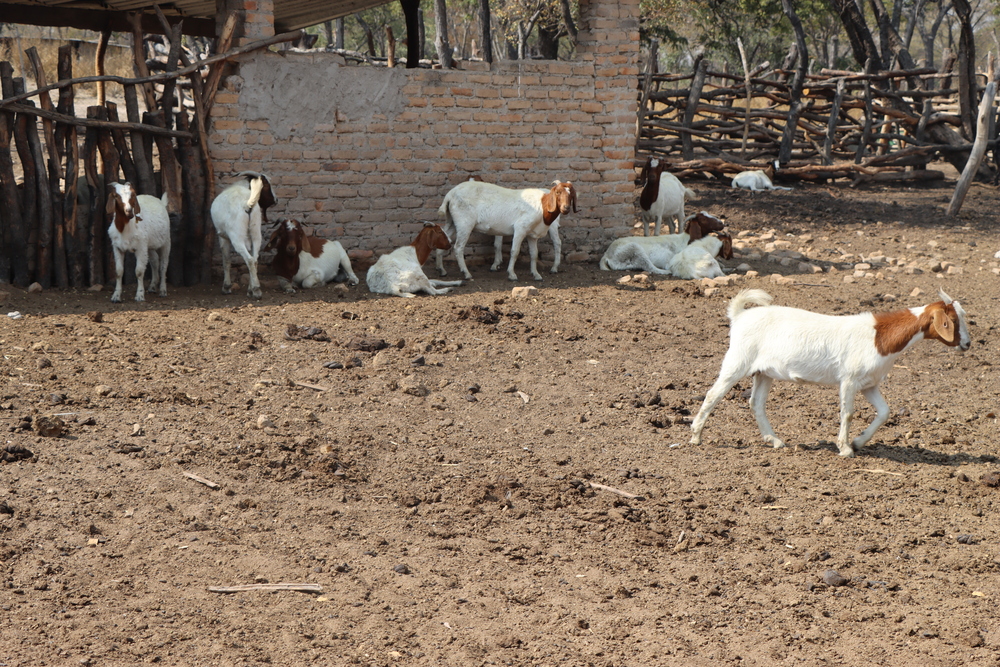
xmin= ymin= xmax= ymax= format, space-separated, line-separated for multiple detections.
xmin=703 ymin=287 xmax=720 ymax=297
xmin=27 ymin=282 xmax=42 ymax=293
xmin=543 ymin=427 xmax=555 ymax=436
xmin=34 ymin=415 xmax=66 ymax=437
xmin=207 ymin=312 xmax=225 ymax=322
xmin=958 ymin=630 xmax=983 ymax=648
xmin=399 ymin=375 xmax=430 ymax=397
xmin=36 ymin=357 xmax=52 ymax=370
xmin=256 ymin=415 xmax=276 ymax=430
xmin=393 ymin=564 xmax=411 ymax=575
xmin=322 ymin=361 xmax=344 ymax=369
xmin=822 ymin=570 xmax=849 ymax=587
xmin=94 ymin=385 xmax=113 ymax=397
xmin=736 ymin=263 xmax=752 ymax=272
xmin=86 ymin=311 xmax=103 ymax=323
xmin=979 ymin=471 xmax=1000 ymax=487
xmin=843 ymin=276 xmax=856 ymax=284
xmin=854 ymin=263 xmax=872 ymax=271
xmin=744 ymin=270 xmax=759 ymax=279
xmin=882 ymin=294 xmax=896 ymax=302
xmin=512 ymin=286 xmax=538 ymax=298
xmin=87 ymin=284 xmax=103 ymax=292
xmin=910 ymin=287 xmax=924 ymax=297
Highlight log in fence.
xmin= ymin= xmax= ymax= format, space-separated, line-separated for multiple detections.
xmin=636 ymin=40 xmax=999 ymax=186
xmin=0 ymin=11 xmax=301 ymax=289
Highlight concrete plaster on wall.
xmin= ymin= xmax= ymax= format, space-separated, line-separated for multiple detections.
xmin=238 ymin=54 xmax=409 ymax=140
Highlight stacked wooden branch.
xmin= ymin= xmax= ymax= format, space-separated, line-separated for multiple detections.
xmin=637 ymin=60 xmax=997 ymax=183
xmin=0 ymin=18 xmax=303 ymax=288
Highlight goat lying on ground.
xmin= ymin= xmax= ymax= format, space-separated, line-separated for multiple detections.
xmin=689 ymin=289 xmax=970 ymax=457
xmin=436 ymin=179 xmax=576 ymax=281
xmin=731 ymin=163 xmax=791 ymax=191
xmin=106 ymin=182 xmax=171 ymax=303
xmin=665 ymin=231 xmax=733 ymax=280
xmin=367 ymin=223 xmax=464 ymax=298
xmin=638 ymin=157 xmax=695 ymax=235
xmin=210 ymin=171 xmax=276 ymax=299
xmin=599 ymin=211 xmax=725 ymax=275
xmin=263 ymin=218 xmax=359 ymax=293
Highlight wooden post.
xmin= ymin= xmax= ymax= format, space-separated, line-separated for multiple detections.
xmin=96 ymin=26 xmax=112 ymax=106
xmin=855 ymin=59 xmax=874 ymax=163
xmin=105 ymin=102 xmax=139 ymax=185
xmin=9 ymin=77 xmax=34 ymax=287
xmin=386 ymin=26 xmax=396 ymax=68
xmin=947 ymin=80 xmax=996 ymax=216
xmin=202 ymin=12 xmax=239 ymax=119
xmin=176 ymin=109 xmax=204 ymax=285
xmin=124 ymin=84 xmax=157 ymax=195
xmin=778 ymin=0 xmax=808 ymax=166
xmin=144 ymin=109 xmax=182 ymax=284
xmin=159 ymin=20 xmax=184 ymax=130
xmin=478 ymin=0 xmax=493 ymax=64
xmin=84 ymin=106 xmax=107 ymax=287
xmin=682 ymin=55 xmax=707 ymax=160
xmin=129 ymin=13 xmax=159 ymax=112
xmin=53 ymin=45 xmax=73 ymax=289
xmin=95 ymin=106 xmax=120 ymax=285
xmin=636 ymin=39 xmax=658 ymax=149
xmin=736 ymin=38 xmax=751 ymax=159
xmin=1 ymin=71 xmax=29 ymax=286
xmin=823 ymin=78 xmax=846 ymax=165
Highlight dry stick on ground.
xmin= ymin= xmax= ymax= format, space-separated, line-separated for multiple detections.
xmin=588 ymin=482 xmax=645 ymax=501
xmin=208 ymin=583 xmax=323 ymax=594
xmin=183 ymin=471 xmax=221 ymax=489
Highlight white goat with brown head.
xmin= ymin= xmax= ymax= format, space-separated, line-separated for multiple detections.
xmin=106 ymin=182 xmax=170 ymax=303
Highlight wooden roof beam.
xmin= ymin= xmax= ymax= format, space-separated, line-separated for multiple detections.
xmin=0 ymin=4 xmax=216 ymax=37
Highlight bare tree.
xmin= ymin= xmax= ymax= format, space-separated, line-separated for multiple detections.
xmin=434 ymin=0 xmax=454 ymax=67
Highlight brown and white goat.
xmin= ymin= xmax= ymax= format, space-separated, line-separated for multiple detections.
xmin=690 ymin=289 xmax=970 ymax=457
xmin=106 ymin=182 xmax=171 ymax=303
xmin=600 ymin=211 xmax=725 ymax=274
xmin=436 ymin=179 xmax=577 ymax=281
xmin=367 ymin=223 xmax=464 ymax=298
xmin=210 ymin=171 xmax=276 ymax=299
xmin=638 ymin=157 xmax=695 ymax=236
xmin=263 ymin=219 xmax=359 ymax=293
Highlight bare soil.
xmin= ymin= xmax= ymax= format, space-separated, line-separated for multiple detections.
xmin=2 ymin=172 xmax=1000 ymax=667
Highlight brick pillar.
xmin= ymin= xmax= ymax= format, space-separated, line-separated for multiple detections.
xmin=216 ymin=0 xmax=274 ymax=44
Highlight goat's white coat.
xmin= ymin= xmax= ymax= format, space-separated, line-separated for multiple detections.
xmin=107 ymin=182 xmax=171 ymax=303
xmin=666 ymin=235 xmax=727 ymax=279
xmin=367 ymin=245 xmax=463 ymax=298
xmin=731 ymin=170 xmax=791 ymax=192
xmin=599 ymin=230 xmax=692 ymax=274
xmin=210 ymin=173 xmax=268 ymax=299
xmin=291 ymin=241 xmax=357 ymax=290
xmin=689 ymin=289 xmax=971 ymax=457
xmin=642 ymin=169 xmax=695 ymax=235
xmin=436 ymin=180 xmax=569 ymax=281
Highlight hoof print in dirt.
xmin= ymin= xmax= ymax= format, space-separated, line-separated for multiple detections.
xmin=1 ymin=444 xmax=33 ymax=463
xmin=346 ymin=336 xmax=387 ymax=352
xmin=33 ymin=415 xmax=66 ymax=438
xmin=285 ymin=325 xmax=331 ymax=342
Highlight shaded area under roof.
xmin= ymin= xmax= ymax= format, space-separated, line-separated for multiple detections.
xmin=0 ymin=0 xmax=392 ymax=37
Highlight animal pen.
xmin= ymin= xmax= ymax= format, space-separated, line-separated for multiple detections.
xmin=0 ymin=12 xmax=300 ymax=289
xmin=636 ymin=41 xmax=1000 ymax=185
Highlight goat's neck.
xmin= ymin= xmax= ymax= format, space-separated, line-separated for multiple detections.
xmin=411 ymin=240 xmax=433 ymax=265
xmin=873 ymin=306 xmax=932 ymax=356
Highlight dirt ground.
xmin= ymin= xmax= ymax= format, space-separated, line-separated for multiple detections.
xmin=2 ymin=169 xmax=1000 ymax=667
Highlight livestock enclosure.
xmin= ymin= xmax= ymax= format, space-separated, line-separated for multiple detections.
xmin=637 ymin=40 xmax=1000 ymax=186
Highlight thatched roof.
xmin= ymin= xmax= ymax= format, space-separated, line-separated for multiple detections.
xmin=0 ymin=0 xmax=391 ymax=37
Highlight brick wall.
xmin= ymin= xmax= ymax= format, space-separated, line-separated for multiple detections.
xmin=208 ymin=0 xmax=639 ymax=268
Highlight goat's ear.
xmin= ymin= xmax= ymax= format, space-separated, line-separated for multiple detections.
xmin=568 ymin=183 xmax=577 ymax=213
xmin=130 ymin=192 xmax=141 ymax=218
xmin=720 ymin=235 xmax=733 ymax=260
xmin=105 ymin=189 xmax=117 ymax=216
xmin=686 ymin=217 xmax=704 ymax=241
xmin=931 ymin=309 xmax=955 ymax=343
xmin=541 ymin=190 xmax=556 ymax=214
xmin=262 ymin=228 xmax=281 ymax=252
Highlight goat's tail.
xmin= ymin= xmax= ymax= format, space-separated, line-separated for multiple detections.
xmin=246 ymin=176 xmax=264 ymax=212
xmin=683 ymin=186 xmax=695 ymax=200
xmin=160 ymin=192 xmax=169 ymax=210
xmin=727 ymin=288 xmax=773 ymax=321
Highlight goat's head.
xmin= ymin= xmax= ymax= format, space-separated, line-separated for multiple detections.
xmin=638 ymin=156 xmax=664 ymax=186
xmin=541 ymin=181 xmax=577 ymax=225
xmin=263 ymin=218 xmax=307 ymax=257
xmin=106 ymin=182 xmax=142 ymax=233
xmin=763 ymin=162 xmax=776 ymax=180
xmin=929 ymin=290 xmax=971 ymax=351
xmin=412 ymin=223 xmax=452 ymax=264
xmin=684 ymin=211 xmax=725 ymax=241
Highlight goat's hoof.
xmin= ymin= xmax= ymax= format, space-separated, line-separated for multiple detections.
xmin=689 ymin=436 xmax=701 ymax=446
xmin=221 ymin=285 xmax=233 ymax=295
xmin=763 ymin=436 xmax=785 ymax=449
xmin=134 ymin=295 xmax=145 ymax=303
xmin=110 ymin=295 xmax=122 ymax=304
xmin=250 ymin=289 xmax=262 ymax=299
xmin=838 ymin=448 xmax=857 ymax=458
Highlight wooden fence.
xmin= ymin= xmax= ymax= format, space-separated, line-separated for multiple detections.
xmin=0 ymin=12 xmax=300 ymax=289
xmin=636 ymin=42 xmax=999 ymax=185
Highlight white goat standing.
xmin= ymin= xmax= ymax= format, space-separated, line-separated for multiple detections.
xmin=106 ymin=182 xmax=171 ymax=303
xmin=367 ymin=223 xmax=464 ymax=298
xmin=689 ymin=289 xmax=970 ymax=457
xmin=436 ymin=179 xmax=576 ymax=281
xmin=210 ymin=172 xmax=275 ymax=299
xmin=638 ymin=157 xmax=695 ymax=235
xmin=599 ymin=212 xmax=725 ymax=275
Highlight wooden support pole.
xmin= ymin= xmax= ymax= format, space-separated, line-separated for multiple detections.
xmin=96 ymin=26 xmax=112 ymax=106
xmin=823 ymin=78 xmax=846 ymax=165
xmin=53 ymin=46 xmax=73 ymax=289
xmin=947 ymin=80 xmax=997 ymax=217
xmin=8 ymin=76 xmax=33 ymax=286
xmin=95 ymin=106 xmax=120 ymax=285
xmin=0 ymin=63 xmax=23 ymax=284
xmin=682 ymin=55 xmax=707 ymax=161
xmin=636 ymin=39 xmax=658 ymax=148
xmin=105 ymin=102 xmax=139 ymax=186
xmin=124 ymin=85 xmax=157 ymax=195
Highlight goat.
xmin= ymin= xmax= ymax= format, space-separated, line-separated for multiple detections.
xmin=731 ymin=162 xmax=791 ymax=192
xmin=436 ymin=179 xmax=577 ymax=281
xmin=665 ymin=231 xmax=734 ymax=280
xmin=599 ymin=211 xmax=725 ymax=275
xmin=106 ymin=182 xmax=170 ymax=303
xmin=210 ymin=171 xmax=276 ymax=299
xmin=367 ymin=223 xmax=464 ymax=298
xmin=466 ymin=176 xmax=564 ymax=279
xmin=689 ymin=289 xmax=970 ymax=458
xmin=263 ymin=218 xmax=359 ymax=293
xmin=638 ymin=157 xmax=696 ymax=235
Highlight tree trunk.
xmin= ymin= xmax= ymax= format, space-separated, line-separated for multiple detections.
xmin=9 ymin=78 xmax=34 ymax=287
xmin=434 ymin=0 xmax=454 ymax=68
xmin=478 ymin=0 xmax=493 ymax=64
xmin=399 ymin=0 xmax=421 ymax=67
xmin=952 ymin=0 xmax=975 ymax=141
xmin=779 ymin=0 xmax=809 ymax=166
xmin=828 ymin=0 xmax=880 ymax=70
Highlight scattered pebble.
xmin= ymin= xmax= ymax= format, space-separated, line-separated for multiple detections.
xmin=27 ymin=283 xmax=42 ymax=293
xmin=822 ymin=570 xmax=849 ymax=587
xmin=34 ymin=415 xmax=66 ymax=438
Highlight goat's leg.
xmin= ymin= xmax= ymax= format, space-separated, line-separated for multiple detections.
xmin=429 ymin=279 xmax=463 ymax=288
xmin=836 ymin=382 xmax=860 ymax=457
xmin=549 ymin=225 xmax=561 ymax=274
xmin=506 ymin=230 xmax=529 ymax=281
xmin=527 ymin=238 xmax=543 ymax=281
xmin=636 ymin=248 xmax=672 ymax=275
xmin=451 ymin=234 xmax=473 ymax=280
xmin=339 ymin=254 xmax=360 ymax=286
xmin=219 ymin=236 xmax=234 ymax=294
xmin=491 ymin=236 xmax=504 ymax=272
xmin=749 ymin=374 xmax=784 ymax=448
xmin=278 ymin=276 xmax=297 ymax=293
xmin=689 ymin=362 xmax=748 ymax=445
xmin=246 ymin=219 xmax=263 ymax=299
xmin=653 ymin=214 xmax=662 ymax=236
xmin=133 ymin=248 xmax=149 ymax=302
xmin=154 ymin=242 xmax=170 ymax=297
xmin=642 ymin=217 xmax=650 ymax=237
xmin=852 ymin=385 xmax=890 ymax=451
xmin=111 ymin=247 xmax=126 ymax=303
